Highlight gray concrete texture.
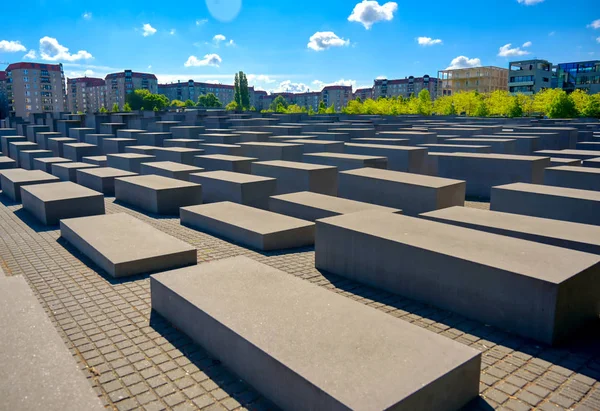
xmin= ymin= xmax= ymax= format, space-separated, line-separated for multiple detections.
xmin=252 ymin=160 xmax=338 ymax=195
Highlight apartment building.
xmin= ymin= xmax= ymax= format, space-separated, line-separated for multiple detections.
xmin=252 ymin=90 xmax=268 ymax=109
xmin=553 ymin=60 xmax=600 ymax=94
xmin=0 ymin=71 xmax=8 ymax=120
xmin=437 ymin=66 xmax=508 ymax=96
xmin=508 ymin=59 xmax=552 ymax=95
xmin=67 ymin=77 xmax=107 ymax=113
xmin=4 ymin=62 xmax=67 ymax=118
xmin=157 ymin=80 xmax=245 ymax=106
xmin=321 ymin=85 xmax=352 ymax=111
xmin=373 ymin=75 xmax=438 ymax=99
xmin=293 ymin=92 xmax=320 ymax=111
xmin=105 ymin=70 xmax=158 ymax=108
xmin=353 ymin=87 xmax=373 ymax=101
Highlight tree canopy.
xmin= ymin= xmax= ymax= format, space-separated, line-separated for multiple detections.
xmin=197 ymin=93 xmax=222 ymax=108
xmin=126 ymin=89 xmax=169 ymax=111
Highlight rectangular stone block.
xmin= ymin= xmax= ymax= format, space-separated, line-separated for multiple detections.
xmin=270 ymin=191 xmax=401 ymax=221
xmin=107 ymin=153 xmax=156 ymax=173
xmin=315 ymin=211 xmax=600 ymax=344
xmin=154 ymin=147 xmax=204 ymax=165
xmin=33 ymin=157 xmax=71 ymax=173
xmin=0 ymin=169 xmax=60 ymax=201
xmin=163 ymin=139 xmax=203 ymax=148
xmin=0 ymin=156 xmax=16 ymax=170
xmin=60 ymin=213 xmax=197 ymax=277
xmin=149 ymin=121 xmax=180 ymax=133
xmin=82 ymin=156 xmax=107 ymax=167
xmin=140 ymin=161 xmax=203 ymax=181
xmin=116 ymin=129 xmax=146 ymax=139
xmin=136 ymin=132 xmax=172 ymax=146
xmin=181 ymin=202 xmax=314 ymax=250
xmin=26 ymin=125 xmax=49 ymax=142
xmin=35 ymin=131 xmax=62 ymax=149
xmin=200 ymin=143 xmax=242 ymax=156
xmin=445 ymin=138 xmax=517 ymax=154
xmin=235 ymin=131 xmax=273 ymax=142
xmin=583 ymin=157 xmax=600 ymax=168
xmin=19 ymin=150 xmax=53 ymax=170
xmin=151 ymin=256 xmax=481 ymax=411
xmin=252 ymin=160 xmax=338 ymax=195
xmin=52 ymin=162 xmax=98 ymax=182
xmin=99 ymin=122 xmax=126 ymax=135
xmin=194 ymin=154 xmax=256 ymax=174
xmin=9 ymin=141 xmax=38 ymax=166
xmin=125 ymin=145 xmax=158 ymax=155
xmin=576 ymin=141 xmax=600 ymax=151
xmin=63 ymin=142 xmax=100 ymax=161
xmin=21 ymin=181 xmax=105 ymax=225
xmin=511 ymin=127 xmax=577 ymax=149
xmin=76 ymin=167 xmax=137 ymax=196
xmin=329 ymin=127 xmax=375 ymax=139
xmin=1 ymin=135 xmax=27 ymax=156
xmin=115 ymin=175 xmax=202 ymax=214
xmin=491 ymin=183 xmax=600 ymax=226
xmin=102 ymin=138 xmax=136 ymax=154
xmin=84 ymin=134 xmax=114 ymax=147
xmin=549 ymin=157 xmax=582 ymax=167
xmin=544 ymin=165 xmax=600 ymax=191
xmin=68 ymin=127 xmax=95 ymax=141
xmin=377 ymin=131 xmax=437 ymax=145
xmin=239 ymin=142 xmax=303 ymax=162
xmin=535 ymin=149 xmax=600 ymax=160
xmin=345 ymin=143 xmax=427 ymax=173
xmin=421 ymin=206 xmax=600 ymax=255
xmin=303 ymin=152 xmax=388 ymax=171
xmin=475 ymin=134 xmax=539 ymax=155
xmin=189 ymin=171 xmax=276 ymax=209
xmin=419 ymin=143 xmax=491 ymax=153
xmin=351 ymin=137 xmax=410 ymax=146
xmin=201 ymin=133 xmax=242 ymax=144
xmin=339 ymin=168 xmax=465 ymax=215
xmin=285 ymin=139 xmax=345 ymax=153
xmin=48 ymin=137 xmax=77 ymax=157
xmin=170 ymin=126 xmax=205 ymax=139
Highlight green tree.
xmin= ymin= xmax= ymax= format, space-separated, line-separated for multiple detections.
xmin=416 ymin=89 xmax=432 ymax=116
xmin=486 ymin=90 xmax=513 ymax=116
xmin=153 ymin=106 xmax=159 ymax=112
xmin=226 ymin=101 xmax=239 ymax=111
xmin=507 ymin=98 xmax=523 ymax=118
xmin=582 ymin=94 xmax=600 ymax=118
xmin=250 ymin=105 xmax=257 ymax=112
xmin=126 ymin=89 xmax=149 ymax=110
xmin=170 ymin=99 xmax=185 ymax=108
xmin=197 ymin=93 xmax=222 ymax=108
xmin=143 ymin=93 xmax=169 ymax=111
xmin=474 ymin=100 xmax=489 ymax=117
xmin=308 ymin=106 xmax=316 ymax=115
xmin=285 ymin=104 xmax=306 ymax=114
xmin=547 ymin=90 xmax=578 ymax=118
xmin=240 ymin=72 xmax=250 ymax=110
xmin=569 ymin=89 xmax=589 ymax=116
xmin=318 ymin=100 xmax=327 ymax=114
xmin=99 ymin=106 xmax=108 ymax=113
xmin=111 ymin=103 xmax=120 ymax=112
xmin=269 ymin=95 xmax=288 ymax=111
xmin=184 ymin=99 xmax=196 ymax=108
xmin=325 ymin=104 xmax=336 ymax=114
xmin=233 ymin=73 xmax=242 ymax=108
xmin=122 ymin=103 xmax=132 ymax=112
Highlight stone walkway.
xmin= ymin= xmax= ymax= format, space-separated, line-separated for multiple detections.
xmin=0 ymin=196 xmax=599 ymax=411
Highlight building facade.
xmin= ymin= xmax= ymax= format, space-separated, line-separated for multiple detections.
xmin=67 ymin=77 xmax=107 ymax=113
xmin=437 ymin=66 xmax=508 ymax=96
xmin=373 ymin=76 xmax=438 ymax=99
xmin=105 ymin=70 xmax=158 ymax=109
xmin=353 ymin=87 xmax=373 ymax=101
xmin=553 ymin=60 xmax=600 ymax=95
xmin=4 ymin=62 xmax=67 ymax=118
xmin=0 ymin=71 xmax=8 ymax=120
xmin=508 ymin=59 xmax=552 ymax=95
xmin=321 ymin=85 xmax=352 ymax=111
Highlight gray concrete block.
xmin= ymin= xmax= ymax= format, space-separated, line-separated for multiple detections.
xmin=26 ymin=125 xmax=50 ymax=142
xmin=149 ymin=120 xmax=180 ymax=133
xmin=583 ymin=157 xmax=600 ymax=168
xmin=84 ymin=134 xmax=114 ymax=147
xmin=137 ymin=132 xmax=172 ymax=146
xmin=0 ymin=275 xmax=105 ymax=411
xmin=270 ymin=191 xmax=401 ymax=221
xmin=345 ymin=143 xmax=427 ymax=173
xmin=107 ymin=153 xmax=156 ymax=173
xmin=68 ymin=127 xmax=95 ymax=141
xmin=419 ymin=143 xmax=492 ymax=153
xmin=252 ymin=160 xmax=338 ymax=195
xmin=511 ymin=127 xmax=577 ymax=149
xmin=475 ymin=134 xmax=539 ymax=154
xmin=19 ymin=150 xmax=53 ymax=170
xmin=115 ymin=175 xmax=202 ymax=214
xmin=194 ymin=154 xmax=257 ymax=174
xmin=377 ymin=131 xmax=437 ymax=145
xmin=549 ymin=157 xmax=582 ymax=167
xmin=63 ymin=142 xmax=100 ymax=161
xmin=150 ymin=255 xmax=481 ymax=411
xmin=491 ymin=182 xmax=600 ymax=225
xmin=9 ymin=141 xmax=38 ymax=166
xmin=82 ymin=156 xmax=108 ymax=167
xmin=239 ymin=142 xmax=303 ymax=162
xmin=21 ymin=181 xmax=105 ymax=225
xmin=140 ymin=161 xmax=203 ymax=181
xmin=535 ymin=149 xmax=600 ymax=160
xmin=285 ymin=139 xmax=345 ymax=153
xmin=200 ymin=143 xmax=243 ymax=156
xmin=201 ymin=133 xmax=242 ymax=144
xmin=99 ymin=122 xmax=126 ymax=135
xmin=33 ymin=157 xmax=71 ymax=173
xmin=0 ymin=169 xmax=60 ymax=201
xmin=51 ymin=159 xmax=97 ymax=182
xmin=116 ymin=129 xmax=146 ymax=139
xmin=76 ymin=167 xmax=137 ymax=196
xmin=60 ymin=213 xmax=197 ymax=277
xmin=329 ymin=127 xmax=375 ymax=139
xmin=189 ymin=171 xmax=276 ymax=209
xmin=163 ymin=139 xmax=203 ymax=148
xmin=445 ymin=138 xmax=517 ymax=154
xmin=306 ymin=131 xmax=351 ymax=141
xmin=315 ymin=211 xmax=600 ymax=344
xmin=544 ymin=165 xmax=600 ymax=191
xmin=154 ymin=147 xmax=204 ymax=165
xmin=170 ymin=126 xmax=205 ymax=139
xmin=102 ymin=138 xmax=136 ymax=154
xmin=48 ymin=137 xmax=77 ymax=157
xmin=124 ymin=145 xmax=158 ymax=155
xmin=351 ymin=137 xmax=410 ymax=146
xmin=576 ymin=141 xmax=600 ymax=151
xmin=1 ymin=135 xmax=27 ymax=156
xmin=339 ymin=168 xmax=465 ymax=215
xmin=0 ymin=156 xmax=16 ymax=170
xmin=234 ymin=131 xmax=273 ymax=142
xmin=421 ymin=206 xmax=600 ymax=255
xmin=181 ymin=202 xmax=314 ymax=250
xmin=35 ymin=131 xmax=62 ymax=149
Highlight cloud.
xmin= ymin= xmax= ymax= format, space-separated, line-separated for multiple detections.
xmin=39 ymin=37 xmax=93 ymax=61
xmin=273 ymin=80 xmax=311 ymax=93
xmin=0 ymin=40 xmax=27 ymax=52
xmin=23 ymin=50 xmax=37 ymax=59
xmin=226 ymin=39 xmax=236 ymax=47
xmin=522 ymin=41 xmax=532 ymax=47
xmin=142 ymin=23 xmax=157 ymax=37
xmin=213 ymin=34 xmax=226 ymax=44
xmin=446 ymin=56 xmax=482 ymax=70
xmin=169 ymin=29 xmax=176 ymax=35
xmin=312 ymin=78 xmax=357 ymax=90
xmin=247 ymin=74 xmax=276 ymax=84
xmin=184 ymin=53 xmax=222 ymax=67
xmin=82 ymin=12 xmax=92 ymax=20
xmin=517 ymin=0 xmax=544 ymax=5
xmin=348 ymin=0 xmax=398 ymax=30
xmin=417 ymin=37 xmax=442 ymax=46
xmin=307 ymin=31 xmax=349 ymax=51
xmin=498 ymin=43 xmax=530 ymax=57
xmin=148 ymin=65 xmax=152 ymax=69
xmin=588 ymin=19 xmax=600 ymax=29
xmin=376 ymin=75 xmax=387 ymax=79
xmin=155 ymin=73 xmax=234 ymax=83
xmin=196 ymin=19 xmax=208 ymax=26
xmin=597 ymin=37 xmax=600 ymax=44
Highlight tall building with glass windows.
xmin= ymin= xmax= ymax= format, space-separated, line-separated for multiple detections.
xmin=104 ymin=70 xmax=158 ymax=109
xmin=508 ymin=59 xmax=552 ymax=95
xmin=552 ymin=60 xmax=600 ymax=94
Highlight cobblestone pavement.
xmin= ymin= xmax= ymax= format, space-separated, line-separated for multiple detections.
xmin=0 ymin=196 xmax=599 ymax=411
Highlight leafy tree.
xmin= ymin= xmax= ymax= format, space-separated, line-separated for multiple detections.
xmin=111 ymin=103 xmax=120 ymax=112
xmin=170 ymin=99 xmax=186 ymax=108
xmin=226 ymin=101 xmax=239 ymax=111
xmin=507 ymin=98 xmax=523 ymax=118
xmin=234 ymin=73 xmax=242 ymax=108
xmin=269 ymin=96 xmax=288 ymax=112
xmin=122 ymin=103 xmax=132 ymax=112
xmin=126 ymin=89 xmax=149 ymax=110
xmin=250 ymin=105 xmax=257 ymax=112
xmin=569 ymin=89 xmax=589 ymax=116
xmin=318 ymin=100 xmax=327 ymax=114
xmin=184 ymin=99 xmax=195 ymax=108
xmin=197 ymin=93 xmax=222 ymax=108
xmin=143 ymin=93 xmax=169 ymax=111
xmin=308 ymin=106 xmax=316 ymax=115
xmin=325 ymin=104 xmax=336 ymax=114
xmin=474 ymin=100 xmax=489 ymax=117
xmin=285 ymin=104 xmax=306 ymax=114
xmin=416 ymin=89 xmax=432 ymax=116
xmin=240 ymin=72 xmax=250 ymax=110
xmin=153 ymin=106 xmax=159 ymax=112
xmin=126 ymin=89 xmax=169 ymax=111
xmin=547 ymin=90 xmax=578 ymax=118
xmin=582 ymin=94 xmax=600 ymax=118
xmin=99 ymin=106 xmax=108 ymax=113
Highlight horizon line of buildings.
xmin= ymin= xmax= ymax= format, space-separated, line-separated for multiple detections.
xmin=1 ymin=58 xmax=599 ymax=119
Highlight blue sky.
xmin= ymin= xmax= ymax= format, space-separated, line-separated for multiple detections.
xmin=1 ymin=0 xmax=599 ymax=93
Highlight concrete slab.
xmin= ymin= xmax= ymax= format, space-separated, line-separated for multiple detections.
xmin=68 ymin=127 xmax=95 ymax=142
xmin=180 ymin=202 xmax=314 ymax=250
xmin=140 ymin=161 xmax=204 ymax=181
xmin=491 ymin=182 xmax=600 ymax=226
xmin=270 ymin=191 xmax=401 ymax=221
xmin=107 ymin=153 xmax=157 ymax=173
xmin=351 ymin=137 xmax=410 ymax=146
xmin=511 ymin=127 xmax=577 ymax=149
xmin=116 ymin=129 xmax=146 ymax=139
xmin=82 ymin=156 xmax=108 ymax=167
xmin=583 ymin=157 xmax=600 ymax=168
xmin=35 ymin=131 xmax=62 ymax=149
xmin=115 ymin=175 xmax=202 ymax=215
xmin=52 ymin=162 xmax=98 ymax=182
xmin=344 ymin=143 xmax=427 ymax=173
xmin=544 ymin=165 xmax=600 ymax=191
xmin=0 ymin=156 xmax=16 ymax=170
xmin=445 ymin=138 xmax=517 ymax=154
xmin=377 ymin=131 xmax=437 ymax=145
xmin=1 ymin=135 xmax=27 ymax=156
xmin=9 ymin=141 xmax=38 ymax=167
xmin=473 ymin=134 xmax=539 ymax=155
xmin=303 ymin=152 xmax=388 ymax=171
xmin=33 ymin=157 xmax=71 ymax=173
xmin=21 ymin=181 xmax=105 ymax=225
xmin=0 ymin=275 xmax=105 ymax=411
xmin=60 ymin=213 xmax=197 ymax=277
xmin=194 ymin=154 xmax=257 ymax=174
xmin=84 ymin=134 xmax=114 ymax=147
xmin=76 ymin=167 xmax=137 ymax=196
xmin=170 ymin=126 xmax=205 ymax=139
xmin=285 ymin=139 xmax=345 ymax=153
xmin=252 ymin=160 xmax=338 ymax=195
xmin=419 ymin=143 xmax=492 ymax=153
xmin=200 ymin=143 xmax=243 ymax=156
xmin=136 ymin=132 xmax=172 ymax=146
xmin=125 ymin=145 xmax=159 ymax=155
xmin=189 ymin=171 xmax=276 ymax=209
xmin=329 ymin=127 xmax=376 ymax=139
xmin=26 ymin=125 xmax=50 ymax=142
xmin=0 ymin=169 xmax=60 ymax=201
xmin=154 ymin=147 xmax=204 ymax=165
xmin=315 ymin=211 xmax=600 ymax=344
xmin=150 ymin=256 xmax=481 ymax=411
xmin=549 ymin=157 xmax=582 ymax=167
xmin=102 ymin=138 xmax=137 ymax=154
xmin=201 ymin=133 xmax=242 ymax=144
xmin=19 ymin=150 xmax=53 ymax=170
xmin=48 ymin=137 xmax=77 ymax=157
xmin=239 ymin=142 xmax=303 ymax=162
xmin=576 ymin=141 xmax=600 ymax=151
xmin=421 ymin=206 xmax=600 ymax=255
xmin=534 ymin=149 xmax=600 ymax=160
xmin=234 ymin=131 xmax=273 ymax=142
xmin=163 ymin=139 xmax=203 ymax=148
xmin=63 ymin=142 xmax=100 ymax=161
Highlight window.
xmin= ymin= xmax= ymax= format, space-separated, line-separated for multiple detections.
xmin=23 ymin=69 xmax=28 ymax=75
xmin=23 ymin=77 xmax=29 ymax=82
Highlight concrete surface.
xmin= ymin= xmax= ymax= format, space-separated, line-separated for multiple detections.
xmin=189 ymin=171 xmax=276 ymax=209
xmin=252 ymin=160 xmax=338 ymax=195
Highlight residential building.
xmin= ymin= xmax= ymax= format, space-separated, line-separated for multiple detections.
xmin=353 ymin=87 xmax=373 ymax=101
xmin=4 ymin=62 xmax=67 ymax=118
xmin=157 ymin=80 xmax=258 ymax=107
xmin=293 ymin=92 xmax=321 ymax=111
xmin=437 ymin=66 xmax=508 ymax=96
xmin=321 ymin=85 xmax=352 ymax=111
xmin=252 ymin=90 xmax=268 ymax=109
xmin=373 ymin=76 xmax=438 ymax=99
xmin=105 ymin=70 xmax=158 ymax=108
xmin=508 ymin=59 xmax=552 ymax=95
xmin=67 ymin=77 xmax=107 ymax=113
xmin=0 ymin=71 xmax=8 ymax=120
xmin=553 ymin=60 xmax=600 ymax=94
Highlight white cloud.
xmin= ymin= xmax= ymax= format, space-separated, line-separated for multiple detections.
xmin=417 ymin=37 xmax=442 ymax=46
xmin=184 ymin=53 xmax=222 ymax=67
xmin=213 ymin=34 xmax=226 ymax=44
xmin=272 ymin=80 xmax=311 ymax=93
xmin=522 ymin=41 xmax=532 ymax=47
xmin=446 ymin=56 xmax=482 ymax=70
xmin=169 ymin=29 xmax=176 ymax=35
xmin=226 ymin=39 xmax=236 ymax=47
xmin=0 ymin=40 xmax=27 ymax=52
xmin=82 ymin=12 xmax=92 ymax=20
xmin=498 ymin=43 xmax=530 ymax=57
xmin=23 ymin=50 xmax=37 ymax=59
xmin=67 ymin=69 xmax=95 ymax=78
xmin=196 ymin=19 xmax=208 ymax=26
xmin=39 ymin=37 xmax=93 ymax=61
xmin=376 ymin=75 xmax=387 ymax=79
xmin=348 ymin=0 xmax=398 ymax=30
xmin=142 ymin=23 xmax=157 ymax=37
xmin=587 ymin=19 xmax=600 ymax=29
xmin=247 ymin=74 xmax=276 ymax=84
xmin=312 ymin=78 xmax=357 ymax=90
xmin=148 ymin=65 xmax=152 ymax=69
xmin=307 ymin=31 xmax=349 ymax=51
xmin=517 ymin=0 xmax=544 ymax=5
xmin=155 ymin=73 xmax=234 ymax=83
xmin=597 ymin=37 xmax=600 ymax=44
